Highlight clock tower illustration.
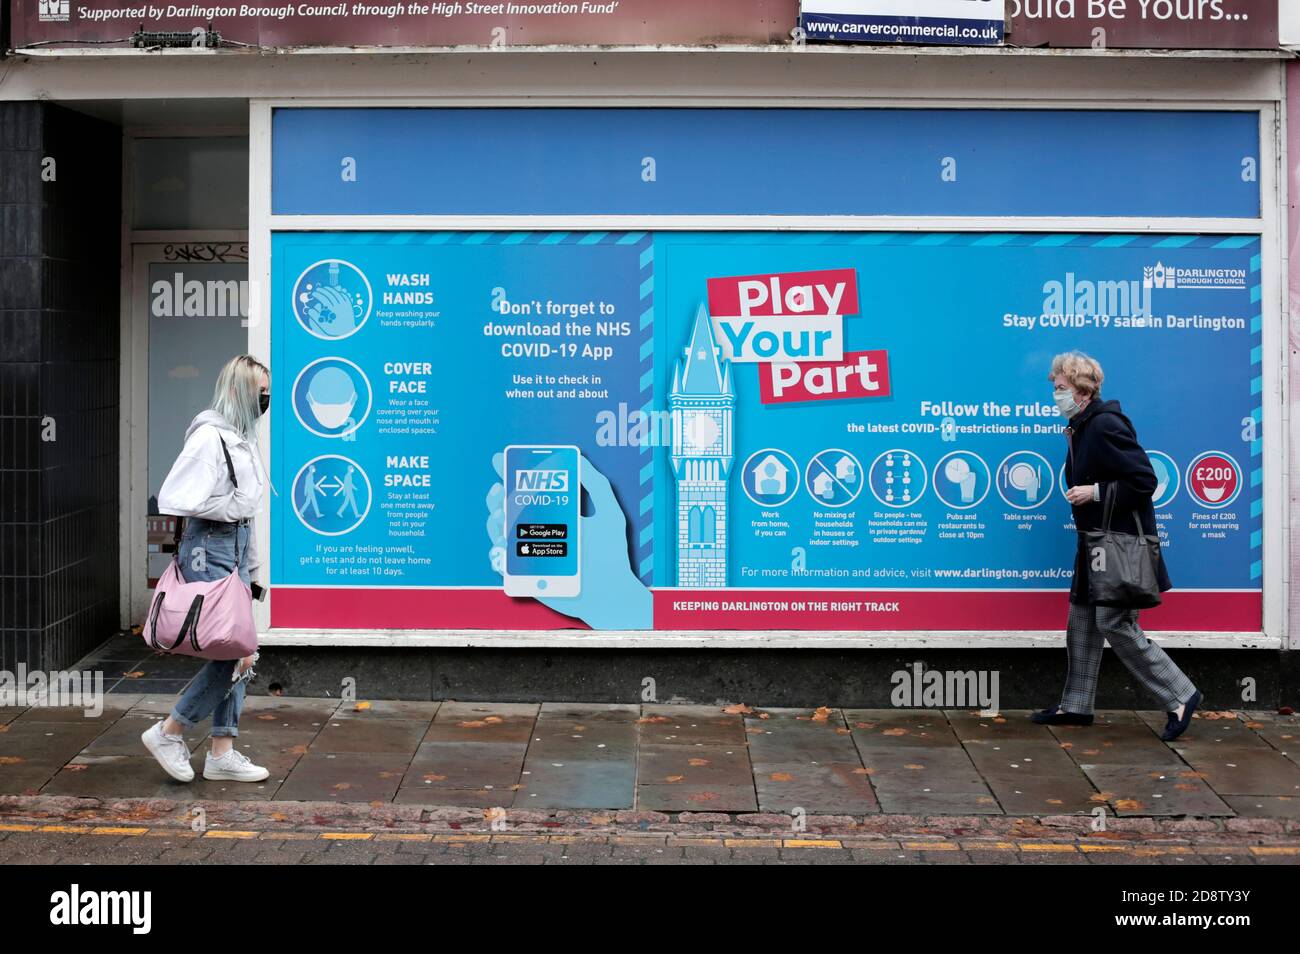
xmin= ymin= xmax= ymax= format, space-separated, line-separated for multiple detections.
xmin=670 ymin=303 xmax=735 ymax=588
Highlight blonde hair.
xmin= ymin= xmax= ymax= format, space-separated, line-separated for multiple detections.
xmin=1048 ymin=351 xmax=1103 ymax=398
xmin=212 ymin=354 xmax=270 ymax=440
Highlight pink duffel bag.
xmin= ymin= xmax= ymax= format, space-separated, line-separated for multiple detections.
xmin=143 ymin=557 xmax=258 ymax=661
xmin=145 ymin=436 xmax=257 ymax=660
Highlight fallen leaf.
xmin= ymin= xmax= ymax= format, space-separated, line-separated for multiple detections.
xmin=636 ymin=715 xmax=672 ymax=724
xmin=745 ymin=727 xmax=765 ymax=734
xmin=271 ymin=812 xmax=288 ymax=822
xmin=757 ymin=712 xmax=770 ymax=720
xmin=810 ymin=706 xmax=833 ymax=722
xmin=484 ymin=716 xmax=503 ymax=724
xmin=1058 ymin=742 xmax=1073 ymax=749
xmin=883 ymin=728 xmax=908 ymax=736
xmin=1174 ymin=783 xmax=1199 ymax=791
xmin=854 ymin=722 xmax=877 ymax=730
xmin=0 ymin=756 xmax=24 ymax=765
xmin=835 ymin=728 xmax=851 ymax=735
xmin=852 ymin=767 xmax=871 ymax=775
xmin=904 ymin=763 xmax=924 ymax=771
xmin=257 ymin=714 xmax=276 ymax=721
xmin=687 ymin=758 xmax=710 ymax=767
xmin=687 ymin=792 xmax=719 ymax=802
xmin=332 ymin=782 xmax=351 ymax=791
xmin=1047 ymin=799 xmax=1063 ymax=805
xmin=769 ymin=772 xmax=794 ymax=782
xmin=1115 ymin=799 xmax=1143 ymax=811
xmin=62 ymin=764 xmax=87 ymax=772
xmin=1089 ymin=792 xmax=1112 ymax=803
xmin=122 ymin=671 xmax=145 ymax=679
xmin=458 ymin=720 xmax=490 ymax=728
xmin=993 ymin=717 xmax=1007 ymax=723
xmin=665 ymin=775 xmax=685 ymax=783
xmin=287 ymin=744 xmax=309 ymax=756
xmin=722 ymin=703 xmax=753 ymax=715
xmin=353 ymin=702 xmax=371 ymax=711
xmin=423 ymin=773 xmax=447 ymax=782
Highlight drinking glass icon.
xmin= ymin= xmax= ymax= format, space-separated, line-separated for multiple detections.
xmin=1006 ymin=462 xmax=1041 ymax=503
xmin=944 ymin=457 xmax=978 ymax=503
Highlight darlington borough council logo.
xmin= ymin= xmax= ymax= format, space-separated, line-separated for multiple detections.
xmin=1142 ymin=261 xmax=1175 ymax=290
xmin=38 ymin=0 xmax=70 ymax=22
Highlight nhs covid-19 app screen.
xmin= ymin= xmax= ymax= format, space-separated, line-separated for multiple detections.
xmin=504 ymin=445 xmax=581 ymax=596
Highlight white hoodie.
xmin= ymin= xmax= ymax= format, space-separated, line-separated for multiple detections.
xmin=157 ymin=409 xmax=267 ymax=580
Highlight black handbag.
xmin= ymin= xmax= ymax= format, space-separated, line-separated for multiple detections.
xmin=1083 ymin=483 xmax=1164 ymax=609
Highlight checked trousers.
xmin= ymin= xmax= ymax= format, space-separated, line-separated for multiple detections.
xmin=1060 ymin=602 xmax=1197 ymax=716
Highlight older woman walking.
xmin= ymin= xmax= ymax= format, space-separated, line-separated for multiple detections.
xmin=1032 ymin=351 xmax=1202 ymax=742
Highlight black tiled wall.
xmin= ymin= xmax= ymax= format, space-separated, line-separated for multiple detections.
xmin=0 ymin=102 xmax=121 ymax=672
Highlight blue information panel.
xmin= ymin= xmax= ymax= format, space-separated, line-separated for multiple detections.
xmin=270 ymin=231 xmax=1262 ymax=633
xmin=272 ymin=108 xmax=1260 ymax=219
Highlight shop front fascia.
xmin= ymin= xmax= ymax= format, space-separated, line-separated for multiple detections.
xmin=4 ymin=47 xmax=1285 ymax=652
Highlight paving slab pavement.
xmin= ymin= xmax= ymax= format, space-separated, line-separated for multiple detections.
xmin=3 ymin=689 xmax=1299 ymax=829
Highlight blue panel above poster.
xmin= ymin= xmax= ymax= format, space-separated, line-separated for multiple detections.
xmin=272 ymin=107 xmax=1261 ymax=219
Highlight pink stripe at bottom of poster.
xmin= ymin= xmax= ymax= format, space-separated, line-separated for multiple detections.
xmin=270 ymin=588 xmax=1261 ymax=633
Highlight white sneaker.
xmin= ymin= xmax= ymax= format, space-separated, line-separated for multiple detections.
xmin=141 ymin=721 xmax=194 ymax=783
xmin=203 ymin=747 xmax=270 ymax=782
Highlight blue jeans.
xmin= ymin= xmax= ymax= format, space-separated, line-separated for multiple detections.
xmin=169 ymin=517 xmax=252 ymax=738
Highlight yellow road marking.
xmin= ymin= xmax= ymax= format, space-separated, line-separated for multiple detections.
xmin=1020 ymin=843 xmax=1079 ymax=852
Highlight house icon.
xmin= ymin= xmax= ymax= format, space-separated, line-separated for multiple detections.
xmin=752 ymin=454 xmax=789 ymax=496
xmin=812 ymin=472 xmax=835 ymax=499
xmin=834 ymin=455 xmax=857 ymax=482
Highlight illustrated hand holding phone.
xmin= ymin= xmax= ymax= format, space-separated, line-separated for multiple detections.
xmin=485 ymin=449 xmax=652 ymax=630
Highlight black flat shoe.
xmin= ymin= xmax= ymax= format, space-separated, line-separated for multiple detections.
xmin=1030 ymin=706 xmax=1094 ymax=726
xmin=1161 ymin=689 xmax=1202 ymax=742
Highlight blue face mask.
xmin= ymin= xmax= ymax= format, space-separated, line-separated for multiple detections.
xmin=1054 ymin=387 xmax=1081 ymax=419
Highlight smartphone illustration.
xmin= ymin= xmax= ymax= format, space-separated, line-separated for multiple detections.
xmin=503 ymin=445 xmax=581 ymax=598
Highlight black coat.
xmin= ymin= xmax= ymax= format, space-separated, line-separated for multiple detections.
xmin=1063 ymin=398 xmax=1172 ymax=604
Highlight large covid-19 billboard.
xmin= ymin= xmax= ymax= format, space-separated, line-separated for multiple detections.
xmin=269 ymin=230 xmax=1262 ymax=634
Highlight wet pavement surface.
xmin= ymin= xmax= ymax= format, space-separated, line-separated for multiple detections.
xmin=4 ymin=643 xmax=1300 ymax=864
xmin=1 ymin=635 xmax=1297 ymax=830
xmin=3 ymin=689 xmax=1299 ymax=818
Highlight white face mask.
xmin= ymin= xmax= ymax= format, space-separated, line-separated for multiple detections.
xmin=308 ymin=393 xmax=356 ymax=430
xmin=1054 ymin=387 xmax=1082 ymax=419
